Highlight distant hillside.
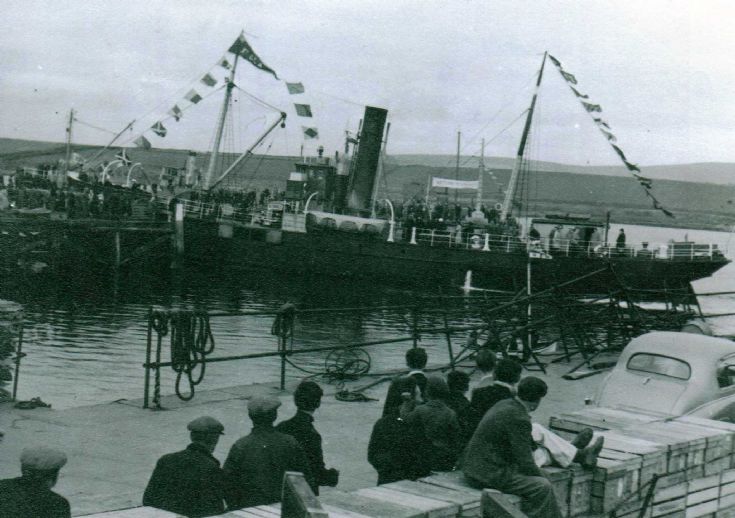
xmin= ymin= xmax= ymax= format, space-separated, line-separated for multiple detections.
xmin=1 ymin=138 xmax=734 ymax=230
xmin=387 ymin=155 xmax=735 ymax=186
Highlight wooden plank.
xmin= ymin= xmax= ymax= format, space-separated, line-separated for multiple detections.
xmin=686 ymin=499 xmax=719 ymax=516
xmin=250 ymin=505 xmax=282 ymax=517
xmin=419 ymin=472 xmax=483 ymax=496
xmin=321 ymin=504 xmax=374 ymax=518
xmin=238 ymin=507 xmax=280 ymax=518
xmin=385 ymin=480 xmax=481 ymax=510
xmin=480 ymin=490 xmax=528 ymax=518
xmin=79 ymin=508 xmax=180 ymax=517
xmin=651 ymin=495 xmax=686 ymax=517
xmin=356 ymin=487 xmax=459 ymax=517
xmin=320 ymin=489 xmax=426 ymax=518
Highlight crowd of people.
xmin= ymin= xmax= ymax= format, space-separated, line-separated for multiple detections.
xmin=0 ymin=345 xmax=606 ymax=518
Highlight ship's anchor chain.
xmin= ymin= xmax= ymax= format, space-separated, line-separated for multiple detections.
xmin=149 ymin=310 xmax=214 ymax=406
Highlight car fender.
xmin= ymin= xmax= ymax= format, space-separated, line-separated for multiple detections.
xmin=688 ymin=394 xmax=735 ymax=423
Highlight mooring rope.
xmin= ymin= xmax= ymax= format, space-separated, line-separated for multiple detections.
xmin=169 ymin=311 xmax=215 ymax=401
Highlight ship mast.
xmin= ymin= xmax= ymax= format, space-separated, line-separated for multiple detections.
xmin=62 ymin=108 xmax=74 ymax=185
xmin=203 ymin=52 xmax=240 ymax=191
xmin=475 ymin=137 xmax=485 ymax=213
xmin=500 ymin=51 xmax=547 ymax=221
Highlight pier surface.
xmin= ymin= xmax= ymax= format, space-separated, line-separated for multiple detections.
xmin=0 ymin=361 xmax=599 ymax=516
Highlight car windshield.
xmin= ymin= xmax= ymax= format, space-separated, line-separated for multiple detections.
xmin=627 ymin=353 xmax=691 ymax=380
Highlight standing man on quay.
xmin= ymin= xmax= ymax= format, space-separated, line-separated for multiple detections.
xmin=224 ymin=395 xmax=313 ymax=509
xmin=0 ymin=447 xmax=71 ymax=518
xmin=143 ymin=416 xmax=227 ymax=517
xmin=405 ymin=347 xmax=428 ymax=402
xmin=276 ymin=381 xmax=339 ymax=495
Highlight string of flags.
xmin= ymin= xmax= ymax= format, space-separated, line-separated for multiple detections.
xmin=123 ymin=31 xmax=319 ymax=157
xmin=548 ymin=54 xmax=673 ymax=217
xmin=286 ymin=82 xmax=319 ymax=140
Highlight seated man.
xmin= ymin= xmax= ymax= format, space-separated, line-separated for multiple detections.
xmin=143 ymin=416 xmax=227 ymax=517
xmin=0 ymin=446 xmax=70 ymax=518
xmin=276 ymin=381 xmax=339 ymax=495
xmin=463 ymin=377 xmax=603 ymax=518
xmin=472 ymin=360 xmax=600 ymax=469
xmin=224 ymin=395 xmax=313 ymax=509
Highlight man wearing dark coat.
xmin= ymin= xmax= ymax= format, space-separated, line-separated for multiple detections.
xmin=224 ymin=395 xmax=313 ymax=509
xmin=469 ymin=358 xmax=522 ymax=433
xmin=143 ymin=416 xmax=227 ymax=517
xmin=445 ymin=370 xmax=474 ymax=448
xmin=0 ymin=447 xmax=71 ymax=518
xmin=463 ymin=377 xmax=562 ymax=518
xmin=276 ymin=381 xmax=339 ymax=495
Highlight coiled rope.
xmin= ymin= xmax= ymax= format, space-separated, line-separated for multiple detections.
xmin=149 ymin=310 xmax=215 ymax=404
xmin=169 ymin=310 xmax=215 ymax=401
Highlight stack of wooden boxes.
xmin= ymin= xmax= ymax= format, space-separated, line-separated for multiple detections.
xmin=550 ymin=407 xmax=735 ymax=517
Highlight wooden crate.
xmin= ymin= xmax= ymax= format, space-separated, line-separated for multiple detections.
xmin=719 ymin=469 xmax=735 ymax=513
xmin=320 ymin=489 xmax=427 ymax=518
xmin=647 ymin=421 xmax=709 ymax=463
xmin=686 ymin=473 xmax=720 ymax=517
xmin=568 ymin=465 xmax=594 ymax=517
xmin=419 ymin=471 xmax=522 ymax=514
xmin=591 ymin=453 xmax=643 ymax=514
xmin=545 ymin=467 xmax=572 ymax=517
xmin=614 ymin=427 xmax=690 ymax=486
xmin=548 ymin=407 xmax=662 ymax=440
xmin=356 ymin=486 xmax=460 ymax=517
xmin=597 ymin=430 xmax=668 ymax=490
xmin=386 ymin=480 xmax=481 ymax=517
xmin=650 ymin=480 xmax=688 ymax=517
xmin=677 ymin=419 xmax=734 ymax=461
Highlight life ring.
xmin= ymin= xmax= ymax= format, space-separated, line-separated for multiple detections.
xmin=471 ymin=235 xmax=483 ymax=250
xmin=494 ymin=202 xmax=502 ymax=211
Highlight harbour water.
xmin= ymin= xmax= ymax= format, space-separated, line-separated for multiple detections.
xmin=5 ymin=223 xmax=735 ymax=409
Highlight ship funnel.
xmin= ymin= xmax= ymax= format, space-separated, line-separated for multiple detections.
xmin=346 ymin=106 xmax=388 ymax=214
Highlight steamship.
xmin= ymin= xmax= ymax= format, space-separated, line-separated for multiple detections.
xmin=179 ymin=102 xmax=728 ymax=296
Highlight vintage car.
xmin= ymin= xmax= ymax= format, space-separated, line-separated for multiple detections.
xmin=594 ymin=331 xmax=735 ymax=422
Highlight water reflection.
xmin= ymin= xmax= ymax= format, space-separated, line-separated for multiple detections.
xmin=5 ymin=223 xmax=735 ymax=409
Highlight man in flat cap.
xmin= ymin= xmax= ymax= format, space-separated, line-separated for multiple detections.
xmin=0 ymin=446 xmax=71 ymax=518
xmin=143 ymin=416 xmax=227 ymax=517
xmin=224 ymin=394 xmax=313 ymax=509
xmin=276 ymin=381 xmax=339 ymax=495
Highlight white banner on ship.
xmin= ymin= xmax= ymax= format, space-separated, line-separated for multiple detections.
xmin=431 ymin=177 xmax=479 ymax=190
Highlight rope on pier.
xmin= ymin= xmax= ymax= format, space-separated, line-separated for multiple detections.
xmin=170 ymin=311 xmax=215 ymax=401
xmin=149 ymin=310 xmax=215 ymax=405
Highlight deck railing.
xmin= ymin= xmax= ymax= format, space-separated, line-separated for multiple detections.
xmin=164 ymin=201 xmax=726 ymax=261
xmin=400 ymin=226 xmax=726 ymax=260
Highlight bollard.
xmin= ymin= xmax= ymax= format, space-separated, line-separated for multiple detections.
xmin=410 ymin=227 xmax=417 ymax=245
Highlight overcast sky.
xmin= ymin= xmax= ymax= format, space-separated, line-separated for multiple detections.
xmin=2 ymin=0 xmax=734 ymax=167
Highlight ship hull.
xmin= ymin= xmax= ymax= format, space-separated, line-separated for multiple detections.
xmin=182 ymin=219 xmax=728 ymax=296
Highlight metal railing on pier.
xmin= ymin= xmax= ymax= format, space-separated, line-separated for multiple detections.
xmin=140 ymin=266 xmax=726 ymax=409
